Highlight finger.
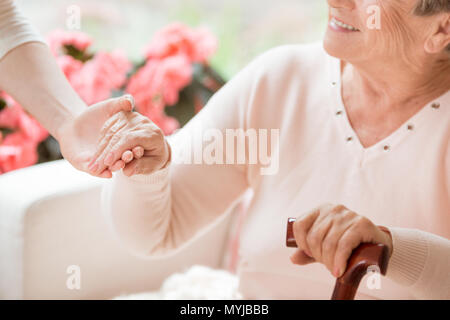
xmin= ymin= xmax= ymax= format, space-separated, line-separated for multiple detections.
xmin=122 ymin=156 xmax=165 ymax=177
xmin=132 ymin=146 xmax=144 ymax=159
xmin=321 ymin=219 xmax=353 ymax=275
xmin=110 ymin=159 xmax=126 ymax=172
xmin=333 ymin=227 xmax=363 ymax=278
xmin=98 ymin=94 xmax=134 ymax=118
xmin=92 ymin=115 xmax=136 ymax=172
xmin=290 ymin=248 xmax=315 ymax=265
xmin=306 ymin=215 xmax=333 ymax=263
xmin=87 ymin=113 xmax=127 ymax=169
xmin=122 ymin=150 xmax=134 ymax=163
xmin=90 ymin=131 xmax=123 ymax=174
xmin=293 ymin=207 xmax=321 ymax=257
xmin=86 ymin=94 xmax=134 ymax=170
xmin=97 ymin=168 xmax=113 ymax=179
xmin=104 ymin=130 xmax=161 ymax=168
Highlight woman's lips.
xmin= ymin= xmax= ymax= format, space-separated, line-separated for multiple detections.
xmin=329 ymin=17 xmax=360 ymax=33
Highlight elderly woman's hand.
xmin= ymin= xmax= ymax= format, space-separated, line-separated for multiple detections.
xmin=290 ymin=203 xmax=393 ymax=278
xmin=87 ymin=110 xmax=170 ymax=177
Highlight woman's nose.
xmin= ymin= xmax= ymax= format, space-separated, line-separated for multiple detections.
xmin=327 ymin=0 xmax=355 ymax=10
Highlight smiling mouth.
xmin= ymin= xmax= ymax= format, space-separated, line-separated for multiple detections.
xmin=330 ymin=17 xmax=360 ymax=32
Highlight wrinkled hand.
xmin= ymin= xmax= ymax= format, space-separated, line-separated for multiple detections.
xmin=56 ymin=95 xmax=136 ymax=178
xmin=87 ymin=110 xmax=170 ymax=177
xmin=289 ymin=203 xmax=393 ymax=278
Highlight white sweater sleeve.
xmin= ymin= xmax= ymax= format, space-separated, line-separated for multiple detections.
xmin=0 ymin=0 xmax=45 ymax=60
xmin=386 ymin=227 xmax=450 ymax=299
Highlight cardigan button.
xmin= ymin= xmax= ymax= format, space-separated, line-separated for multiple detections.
xmin=431 ymin=103 xmax=440 ymax=109
xmin=346 ymin=136 xmax=353 ymax=142
xmin=383 ymin=145 xmax=390 ymax=151
xmin=336 ymin=110 xmax=343 ymax=116
xmin=407 ymin=124 xmax=414 ymax=131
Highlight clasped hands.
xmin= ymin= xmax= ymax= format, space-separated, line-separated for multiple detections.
xmin=56 ymin=94 xmax=170 ymax=178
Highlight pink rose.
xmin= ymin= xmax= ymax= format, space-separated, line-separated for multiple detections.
xmin=16 ymin=107 xmax=48 ymax=143
xmin=0 ymin=102 xmax=20 ymax=128
xmin=56 ymin=55 xmax=84 ymax=80
xmin=0 ymin=102 xmax=48 ymax=143
xmin=70 ymin=50 xmax=131 ymax=104
xmin=127 ymin=54 xmax=192 ymax=109
xmin=143 ymin=23 xmax=217 ymax=63
xmin=126 ymin=59 xmax=165 ymax=114
xmin=159 ymin=54 xmax=192 ymax=106
xmin=47 ymin=30 xmax=93 ymax=56
xmin=126 ymin=54 xmax=190 ymax=135
xmin=0 ymin=132 xmax=39 ymax=173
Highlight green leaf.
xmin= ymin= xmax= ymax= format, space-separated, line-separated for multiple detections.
xmin=63 ymin=44 xmax=94 ymax=63
xmin=0 ymin=98 xmax=6 ymax=111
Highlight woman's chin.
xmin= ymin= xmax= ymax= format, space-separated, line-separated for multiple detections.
xmin=323 ymin=32 xmax=354 ymax=61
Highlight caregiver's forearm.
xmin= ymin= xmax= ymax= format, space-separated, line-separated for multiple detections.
xmin=386 ymin=227 xmax=450 ymax=299
xmin=0 ymin=42 xmax=87 ymax=140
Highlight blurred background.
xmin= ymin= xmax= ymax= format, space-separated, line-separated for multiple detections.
xmin=19 ymin=0 xmax=328 ymax=79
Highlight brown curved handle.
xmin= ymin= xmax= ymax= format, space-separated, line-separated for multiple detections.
xmin=286 ymin=217 xmax=390 ymax=300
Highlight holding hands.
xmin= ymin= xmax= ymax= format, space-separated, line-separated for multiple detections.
xmin=87 ymin=104 xmax=171 ymax=177
xmin=57 ymin=94 xmax=170 ymax=179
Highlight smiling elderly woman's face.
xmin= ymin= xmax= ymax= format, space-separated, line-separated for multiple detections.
xmin=324 ymin=0 xmax=450 ymax=64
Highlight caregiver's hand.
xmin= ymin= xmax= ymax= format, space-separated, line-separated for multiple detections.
xmin=87 ymin=109 xmax=170 ymax=177
xmin=289 ymin=203 xmax=393 ymax=278
xmin=56 ymin=95 xmax=139 ymax=178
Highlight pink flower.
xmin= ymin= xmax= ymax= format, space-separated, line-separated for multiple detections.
xmin=47 ymin=30 xmax=93 ymax=56
xmin=17 ymin=109 xmax=48 ymax=143
xmin=70 ymin=50 xmax=132 ymax=104
xmin=0 ymin=102 xmax=20 ymax=128
xmin=0 ymin=132 xmax=39 ymax=173
xmin=126 ymin=59 xmax=164 ymax=116
xmin=127 ymin=55 xmax=192 ymax=108
xmin=126 ymin=55 xmax=190 ymax=135
xmin=0 ymin=101 xmax=48 ymax=143
xmin=143 ymin=23 xmax=217 ymax=63
xmin=159 ymin=55 xmax=193 ymax=106
xmin=152 ymin=113 xmax=179 ymax=136
xmin=56 ymin=55 xmax=84 ymax=80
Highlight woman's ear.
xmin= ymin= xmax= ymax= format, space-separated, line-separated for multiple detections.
xmin=424 ymin=14 xmax=450 ymax=54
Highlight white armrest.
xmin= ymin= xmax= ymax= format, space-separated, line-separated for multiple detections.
xmin=0 ymin=160 xmax=233 ymax=299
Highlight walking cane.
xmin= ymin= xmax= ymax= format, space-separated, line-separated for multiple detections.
xmin=286 ymin=217 xmax=390 ymax=300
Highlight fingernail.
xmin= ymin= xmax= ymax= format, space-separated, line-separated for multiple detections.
xmin=124 ymin=94 xmax=135 ymax=110
xmin=105 ymin=152 xmax=114 ymax=166
xmin=333 ymin=267 xmax=341 ymax=278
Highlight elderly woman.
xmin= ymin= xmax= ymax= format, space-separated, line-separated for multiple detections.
xmin=97 ymin=0 xmax=450 ymax=299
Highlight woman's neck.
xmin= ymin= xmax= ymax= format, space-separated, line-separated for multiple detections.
xmin=342 ymin=56 xmax=450 ymax=115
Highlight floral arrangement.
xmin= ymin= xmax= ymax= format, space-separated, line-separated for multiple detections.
xmin=0 ymin=23 xmax=225 ymax=174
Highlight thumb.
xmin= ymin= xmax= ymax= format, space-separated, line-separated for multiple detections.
xmin=290 ymin=249 xmax=315 ymax=265
xmin=92 ymin=94 xmax=134 ymax=119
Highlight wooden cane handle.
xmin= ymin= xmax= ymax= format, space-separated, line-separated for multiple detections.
xmin=286 ymin=217 xmax=390 ymax=300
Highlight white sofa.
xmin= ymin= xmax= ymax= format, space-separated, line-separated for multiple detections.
xmin=0 ymin=160 xmax=236 ymax=300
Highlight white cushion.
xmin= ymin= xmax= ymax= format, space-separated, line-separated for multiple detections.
xmin=0 ymin=160 xmax=233 ymax=299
